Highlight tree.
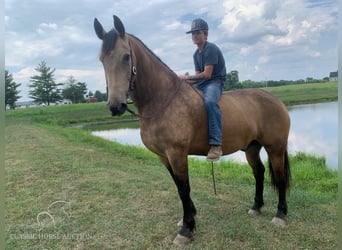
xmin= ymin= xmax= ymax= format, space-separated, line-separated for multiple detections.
xmin=28 ymin=61 xmax=62 ymax=105
xmin=241 ymin=79 xmax=264 ymax=89
xmin=5 ymin=70 xmax=21 ymax=109
xmin=94 ymin=90 xmax=107 ymax=102
xmin=62 ymin=76 xmax=87 ymax=103
xmin=87 ymin=90 xmax=94 ymax=98
xmin=225 ymin=70 xmax=241 ymax=90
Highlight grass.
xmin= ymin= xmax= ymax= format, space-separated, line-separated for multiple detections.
xmin=5 ymin=82 xmax=338 ymax=249
xmin=262 ymin=81 xmax=338 ymax=105
xmin=5 ymin=122 xmax=337 ymax=249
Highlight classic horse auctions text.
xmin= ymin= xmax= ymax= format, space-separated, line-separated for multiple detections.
xmin=9 ymin=232 xmax=93 ymax=240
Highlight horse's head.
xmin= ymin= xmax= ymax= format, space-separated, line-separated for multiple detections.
xmin=94 ymin=15 xmax=133 ymax=116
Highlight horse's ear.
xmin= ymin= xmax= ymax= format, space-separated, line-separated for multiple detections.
xmin=113 ymin=15 xmax=125 ymax=38
xmin=94 ymin=18 xmax=106 ymax=40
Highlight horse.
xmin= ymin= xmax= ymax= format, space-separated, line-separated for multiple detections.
xmin=94 ymin=15 xmax=291 ymax=246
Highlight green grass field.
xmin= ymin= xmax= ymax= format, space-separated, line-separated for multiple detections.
xmin=5 ymin=82 xmax=338 ymax=249
xmin=5 ymin=81 xmax=338 ymax=126
xmin=262 ymin=81 xmax=338 ymax=105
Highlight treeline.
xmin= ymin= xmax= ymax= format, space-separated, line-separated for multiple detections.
xmin=6 ymin=61 xmax=332 ymax=109
xmin=5 ymin=61 xmax=107 ymax=109
xmin=224 ymin=70 xmax=330 ymax=91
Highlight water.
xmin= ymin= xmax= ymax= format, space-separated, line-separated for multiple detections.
xmin=287 ymin=102 xmax=338 ymax=169
xmin=92 ymin=102 xmax=338 ymax=169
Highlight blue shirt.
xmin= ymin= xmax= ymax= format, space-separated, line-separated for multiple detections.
xmin=193 ymin=41 xmax=226 ymax=85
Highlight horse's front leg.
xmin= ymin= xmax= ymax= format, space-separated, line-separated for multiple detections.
xmin=162 ymin=156 xmax=197 ymax=246
xmin=172 ymin=174 xmax=196 ymax=246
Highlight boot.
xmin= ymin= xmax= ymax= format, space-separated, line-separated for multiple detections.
xmin=206 ymin=145 xmax=222 ymax=162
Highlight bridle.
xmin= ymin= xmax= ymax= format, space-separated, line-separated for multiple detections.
xmin=123 ymin=40 xmax=182 ymax=119
xmin=125 ymin=41 xmax=138 ymax=116
xmin=128 ymin=41 xmax=137 ymax=93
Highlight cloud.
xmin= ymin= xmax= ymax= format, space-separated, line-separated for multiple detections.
xmin=219 ymin=0 xmax=336 ymax=47
xmin=14 ymin=67 xmax=36 ymax=81
xmin=5 ymin=0 xmax=338 ymax=100
xmin=219 ymin=0 xmax=285 ymax=44
xmin=55 ymin=68 xmax=105 ymax=91
xmin=37 ymin=23 xmax=58 ymax=34
xmin=216 ymin=0 xmax=337 ymax=80
xmin=6 ymin=33 xmax=63 ymax=67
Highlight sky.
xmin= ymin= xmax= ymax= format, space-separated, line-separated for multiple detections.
xmin=5 ymin=0 xmax=338 ymax=101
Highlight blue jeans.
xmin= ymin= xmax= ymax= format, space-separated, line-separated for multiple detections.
xmin=194 ymin=80 xmax=223 ymax=145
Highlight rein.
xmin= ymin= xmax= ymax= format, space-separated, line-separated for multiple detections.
xmin=211 ymin=162 xmax=217 ymax=195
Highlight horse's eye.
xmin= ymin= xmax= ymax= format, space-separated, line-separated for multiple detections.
xmin=122 ymin=54 xmax=130 ymax=64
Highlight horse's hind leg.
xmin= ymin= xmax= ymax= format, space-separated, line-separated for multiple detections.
xmin=268 ymin=149 xmax=290 ymax=226
xmin=245 ymin=141 xmax=265 ymax=216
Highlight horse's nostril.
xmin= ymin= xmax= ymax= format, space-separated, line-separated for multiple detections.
xmin=108 ymin=103 xmax=127 ymax=116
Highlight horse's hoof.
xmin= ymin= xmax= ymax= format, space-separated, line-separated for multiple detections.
xmin=248 ymin=209 xmax=261 ymax=217
xmin=177 ymin=218 xmax=183 ymax=227
xmin=271 ymin=216 xmax=287 ymax=226
xmin=173 ymin=233 xmax=192 ymax=247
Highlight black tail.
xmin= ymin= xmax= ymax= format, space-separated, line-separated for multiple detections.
xmin=284 ymin=150 xmax=291 ymax=189
xmin=269 ymin=149 xmax=291 ymax=191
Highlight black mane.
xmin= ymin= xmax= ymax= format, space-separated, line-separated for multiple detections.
xmin=102 ymin=29 xmax=118 ymax=54
xmin=101 ymin=29 xmax=177 ymax=77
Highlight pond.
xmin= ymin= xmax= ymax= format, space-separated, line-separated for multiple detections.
xmin=92 ymin=101 xmax=338 ymax=169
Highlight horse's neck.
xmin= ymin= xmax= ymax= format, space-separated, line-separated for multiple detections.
xmin=129 ymin=36 xmax=180 ymax=115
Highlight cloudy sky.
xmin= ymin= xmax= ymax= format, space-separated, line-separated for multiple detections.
xmin=5 ymin=0 xmax=338 ymax=101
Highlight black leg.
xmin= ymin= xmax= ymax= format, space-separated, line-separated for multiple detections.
xmin=176 ymin=178 xmax=196 ymax=237
xmin=166 ymin=167 xmax=196 ymax=236
xmin=161 ymin=156 xmax=197 ymax=245
xmin=245 ymin=141 xmax=265 ymax=213
xmin=268 ymin=151 xmax=290 ymax=226
xmin=275 ymin=182 xmax=287 ymax=219
xmin=251 ymin=162 xmax=265 ymax=212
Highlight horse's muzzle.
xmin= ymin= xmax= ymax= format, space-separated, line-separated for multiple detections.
xmin=108 ymin=102 xmax=127 ymax=116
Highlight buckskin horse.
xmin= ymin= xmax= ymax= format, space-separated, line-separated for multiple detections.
xmin=94 ymin=15 xmax=291 ymax=246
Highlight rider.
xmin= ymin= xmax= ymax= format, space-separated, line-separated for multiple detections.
xmin=179 ymin=18 xmax=226 ymax=162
